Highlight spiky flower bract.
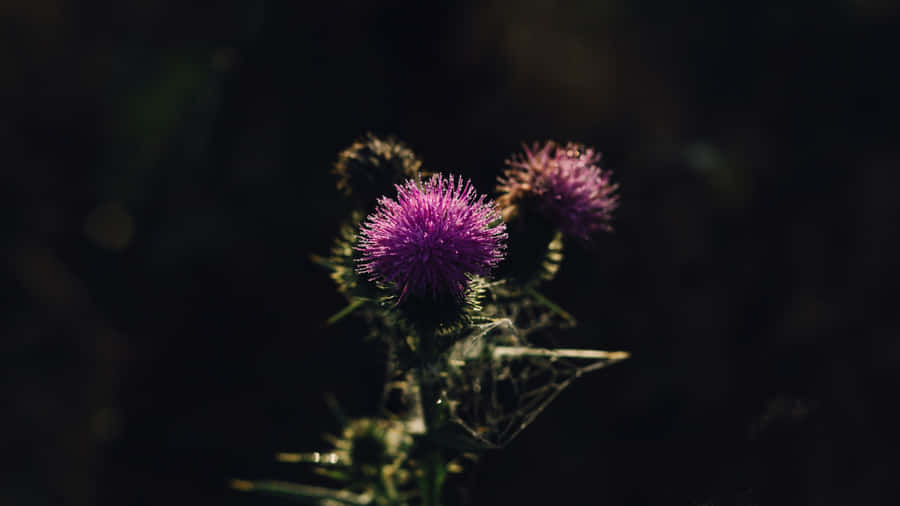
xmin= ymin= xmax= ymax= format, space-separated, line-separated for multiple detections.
xmin=333 ymin=133 xmax=423 ymax=207
xmin=356 ymin=174 xmax=507 ymax=302
xmin=312 ymin=211 xmax=371 ymax=298
xmin=498 ymin=141 xmax=619 ymax=240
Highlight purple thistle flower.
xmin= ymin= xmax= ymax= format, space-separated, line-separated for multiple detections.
xmin=498 ymin=141 xmax=619 ymax=240
xmin=356 ymin=174 xmax=507 ymax=300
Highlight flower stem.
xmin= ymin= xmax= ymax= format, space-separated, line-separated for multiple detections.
xmin=380 ymin=466 xmax=398 ymax=503
xmin=417 ymin=339 xmax=446 ymax=506
xmin=421 ymin=445 xmax=446 ymax=506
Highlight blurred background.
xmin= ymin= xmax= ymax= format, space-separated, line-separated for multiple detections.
xmin=3 ymin=1 xmax=899 ymax=504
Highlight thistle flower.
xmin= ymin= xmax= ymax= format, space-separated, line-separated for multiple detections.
xmin=356 ymin=174 xmax=507 ymax=300
xmin=498 ymin=141 xmax=619 ymax=240
xmin=334 ymin=418 xmax=413 ymax=472
xmin=333 ymin=133 xmax=423 ymax=206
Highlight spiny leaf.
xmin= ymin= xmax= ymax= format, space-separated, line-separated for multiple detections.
xmin=230 ymin=479 xmax=371 ymax=505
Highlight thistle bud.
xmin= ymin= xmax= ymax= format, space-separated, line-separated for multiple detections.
xmin=333 ymin=133 xmax=423 ymax=208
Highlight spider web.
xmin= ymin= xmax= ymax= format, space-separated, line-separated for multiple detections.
xmin=430 ymin=291 xmax=628 ymax=450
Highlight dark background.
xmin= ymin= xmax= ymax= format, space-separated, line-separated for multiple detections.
xmin=3 ymin=1 xmax=899 ymax=505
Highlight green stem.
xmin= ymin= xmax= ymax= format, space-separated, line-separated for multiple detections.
xmin=421 ymin=446 xmax=445 ymax=506
xmin=416 ymin=341 xmax=446 ymax=506
xmin=380 ymin=466 xmax=398 ymax=504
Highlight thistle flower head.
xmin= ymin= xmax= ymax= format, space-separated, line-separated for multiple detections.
xmin=356 ymin=174 xmax=507 ymax=300
xmin=336 ymin=418 xmax=412 ymax=469
xmin=498 ymin=141 xmax=619 ymax=239
xmin=333 ymin=133 xmax=423 ymax=205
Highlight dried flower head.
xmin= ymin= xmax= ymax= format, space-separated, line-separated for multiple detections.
xmin=333 ymin=133 xmax=423 ymax=205
xmin=356 ymin=174 xmax=507 ymax=300
xmin=335 ymin=418 xmax=413 ymax=471
xmin=498 ymin=141 xmax=619 ymax=239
